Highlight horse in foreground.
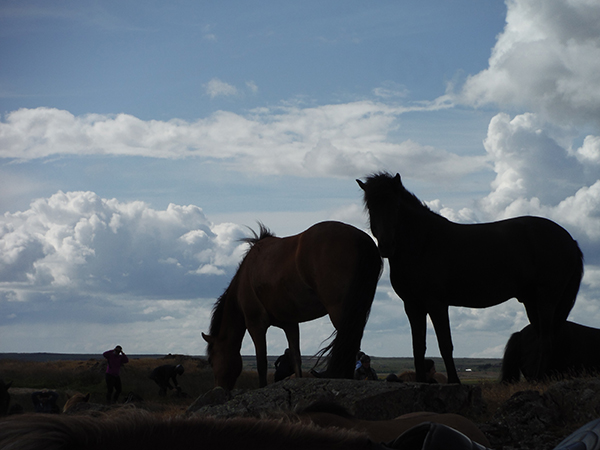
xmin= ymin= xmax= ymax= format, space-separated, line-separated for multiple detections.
xmin=203 ymin=221 xmax=382 ymax=390
xmin=298 ymin=401 xmax=490 ymax=447
xmin=0 ymin=410 xmax=384 ymax=450
xmin=501 ymin=321 xmax=600 ymax=383
xmin=358 ymin=172 xmax=584 ymax=384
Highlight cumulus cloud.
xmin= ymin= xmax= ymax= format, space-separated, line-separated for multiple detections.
xmin=0 ymin=103 xmax=483 ymax=181
xmin=0 ymin=192 xmax=249 ymax=321
xmin=457 ymin=0 xmax=600 ymax=126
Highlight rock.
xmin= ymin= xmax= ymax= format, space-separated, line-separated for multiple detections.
xmin=188 ymin=378 xmax=483 ymax=419
xmin=543 ymin=378 xmax=600 ymax=425
xmin=187 ymin=386 xmax=231 ymax=412
xmin=483 ymin=378 xmax=600 ymax=450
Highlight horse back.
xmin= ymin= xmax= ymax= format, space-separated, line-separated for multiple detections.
xmin=295 ymin=221 xmax=381 ymax=288
xmin=391 ymin=215 xmax=581 ymax=306
xmin=237 ymin=221 xmax=380 ymax=324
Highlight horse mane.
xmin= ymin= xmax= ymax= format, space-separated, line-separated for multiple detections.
xmin=240 ymin=222 xmax=276 ymax=248
xmin=0 ymin=409 xmax=373 ymax=450
xmin=207 ymin=222 xmax=276 ymax=357
xmin=361 ymin=172 xmax=435 ymax=214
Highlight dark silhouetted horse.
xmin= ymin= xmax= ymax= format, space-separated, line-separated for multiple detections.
xmin=358 ymin=172 xmax=583 ymax=384
xmin=501 ymin=321 xmax=600 ymax=383
xmin=203 ymin=221 xmax=382 ymax=390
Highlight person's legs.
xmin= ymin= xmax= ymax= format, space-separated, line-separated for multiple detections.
xmin=105 ymin=374 xmax=115 ymax=403
xmin=113 ymin=376 xmax=122 ymax=403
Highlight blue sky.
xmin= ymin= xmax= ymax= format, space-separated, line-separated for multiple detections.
xmin=1 ymin=1 xmax=600 ymax=367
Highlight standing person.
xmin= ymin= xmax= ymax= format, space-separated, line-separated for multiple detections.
xmin=149 ymin=364 xmax=184 ymax=396
xmin=103 ymin=345 xmax=128 ymax=404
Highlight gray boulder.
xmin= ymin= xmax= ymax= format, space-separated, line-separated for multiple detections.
xmin=188 ymin=378 xmax=483 ymax=420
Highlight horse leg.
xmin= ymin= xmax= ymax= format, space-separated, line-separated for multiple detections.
xmin=283 ymin=324 xmax=303 ymax=378
xmin=429 ymin=305 xmax=460 ymax=384
xmin=524 ymin=289 xmax=566 ymax=380
xmin=405 ymin=302 xmax=428 ymax=382
xmin=248 ymin=327 xmax=269 ymax=388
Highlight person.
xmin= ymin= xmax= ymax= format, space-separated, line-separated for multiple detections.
xmin=355 ymin=351 xmax=365 ymax=371
xmin=274 ymin=349 xmax=295 ymax=382
xmin=31 ymin=390 xmax=59 ymax=413
xmin=149 ymin=364 xmax=184 ymax=396
xmin=354 ymin=354 xmax=378 ymax=380
xmin=103 ymin=345 xmax=128 ymax=404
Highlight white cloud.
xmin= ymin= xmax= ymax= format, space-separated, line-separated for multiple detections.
xmin=0 ymin=104 xmax=483 ymax=181
xmin=0 ymin=191 xmax=248 ymax=300
xmin=457 ymin=0 xmax=600 ymax=126
xmin=246 ymin=81 xmax=259 ymax=94
xmin=204 ymin=78 xmax=238 ymax=98
xmin=372 ymin=81 xmax=409 ymax=99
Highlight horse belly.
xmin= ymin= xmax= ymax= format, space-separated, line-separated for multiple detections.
xmin=257 ymin=283 xmax=328 ymax=325
xmin=390 ymin=257 xmax=519 ymax=309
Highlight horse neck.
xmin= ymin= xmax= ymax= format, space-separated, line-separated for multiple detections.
xmin=216 ymin=288 xmax=247 ymax=349
xmin=397 ymin=200 xmax=448 ymax=231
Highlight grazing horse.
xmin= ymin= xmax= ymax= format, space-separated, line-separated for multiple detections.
xmin=358 ymin=172 xmax=584 ymax=384
xmin=202 ymin=221 xmax=382 ymax=390
xmin=501 ymin=321 xmax=600 ymax=383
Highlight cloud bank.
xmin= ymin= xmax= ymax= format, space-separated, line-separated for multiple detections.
xmin=0 ymin=101 xmax=480 ymax=182
xmin=458 ymin=0 xmax=600 ymax=127
xmin=0 ymin=192 xmax=248 ymax=334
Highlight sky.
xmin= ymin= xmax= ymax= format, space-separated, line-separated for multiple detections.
xmin=1 ymin=0 xmax=600 ymax=364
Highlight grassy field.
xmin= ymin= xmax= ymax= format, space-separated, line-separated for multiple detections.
xmin=0 ymin=353 xmax=511 ymax=415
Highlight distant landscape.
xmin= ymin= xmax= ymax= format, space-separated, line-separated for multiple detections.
xmin=0 ymin=353 xmax=503 ymax=382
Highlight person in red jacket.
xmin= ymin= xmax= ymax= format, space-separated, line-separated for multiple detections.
xmin=103 ymin=345 xmax=129 ymax=404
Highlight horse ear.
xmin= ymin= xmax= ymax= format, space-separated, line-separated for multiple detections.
xmin=202 ymin=332 xmax=214 ymax=344
xmin=394 ymin=173 xmax=402 ymax=184
xmin=356 ymin=179 xmax=366 ymax=191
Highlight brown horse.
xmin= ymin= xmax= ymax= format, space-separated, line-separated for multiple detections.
xmin=202 ymin=221 xmax=382 ymax=390
xmin=298 ymin=401 xmax=490 ymax=447
xmin=358 ymin=172 xmax=584 ymax=384
xmin=0 ymin=409 xmax=389 ymax=450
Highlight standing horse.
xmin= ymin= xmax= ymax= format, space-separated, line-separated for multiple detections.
xmin=202 ymin=221 xmax=382 ymax=390
xmin=501 ymin=321 xmax=600 ymax=383
xmin=358 ymin=172 xmax=583 ymax=384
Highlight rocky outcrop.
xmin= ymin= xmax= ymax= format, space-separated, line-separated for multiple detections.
xmin=483 ymin=378 xmax=600 ymax=450
xmin=190 ymin=377 xmax=600 ymax=450
xmin=188 ymin=378 xmax=484 ymax=420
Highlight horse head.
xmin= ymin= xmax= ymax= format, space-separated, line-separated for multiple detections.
xmin=357 ymin=173 xmax=402 ymax=258
xmin=202 ymin=332 xmax=242 ymax=391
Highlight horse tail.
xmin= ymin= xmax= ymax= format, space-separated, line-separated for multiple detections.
xmin=321 ymin=237 xmax=382 ymax=379
xmin=501 ymin=330 xmax=523 ymax=384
